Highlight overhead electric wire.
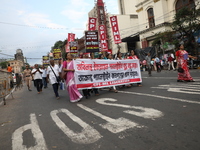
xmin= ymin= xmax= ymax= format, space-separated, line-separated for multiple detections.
xmin=0 ymin=21 xmax=69 ymax=30
xmin=0 ymin=52 xmax=42 ymax=59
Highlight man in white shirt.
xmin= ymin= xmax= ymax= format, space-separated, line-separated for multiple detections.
xmin=41 ymin=65 xmax=48 ymax=88
xmin=47 ymin=60 xmax=61 ymax=99
xmin=31 ymin=64 xmax=43 ymax=94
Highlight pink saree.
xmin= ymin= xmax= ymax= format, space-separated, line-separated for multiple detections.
xmin=63 ymin=60 xmax=82 ymax=102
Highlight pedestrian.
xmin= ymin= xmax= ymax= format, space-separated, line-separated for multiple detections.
xmin=116 ymin=50 xmax=131 ymax=88
xmin=31 ymin=64 xmax=43 ymax=94
xmin=79 ymin=54 xmax=91 ymax=99
xmin=58 ymin=59 xmax=63 ymax=72
xmin=23 ymin=65 xmax=32 ymax=91
xmin=128 ymin=50 xmax=142 ymax=87
xmin=41 ymin=65 xmax=48 ymax=88
xmin=116 ymin=51 xmax=123 ymax=60
xmin=90 ymin=52 xmax=100 ymax=95
xmin=47 ymin=60 xmax=61 ymax=99
xmin=63 ymin=53 xmax=83 ymax=102
xmin=106 ymin=53 xmax=118 ymax=92
xmin=145 ymin=52 xmax=152 ymax=76
xmin=7 ymin=64 xmax=12 ymax=72
xmin=175 ymin=44 xmax=196 ymax=82
xmin=167 ymin=54 xmax=175 ymax=71
xmin=155 ymin=56 xmax=161 ymax=72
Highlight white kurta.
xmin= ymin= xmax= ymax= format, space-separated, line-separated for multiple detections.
xmin=47 ymin=65 xmax=60 ymax=84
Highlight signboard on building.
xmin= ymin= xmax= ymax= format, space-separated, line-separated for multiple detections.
xmin=99 ymin=25 xmax=108 ymax=51
xmin=85 ymin=31 xmax=99 ymax=53
xmin=88 ymin=17 xmax=97 ymax=31
xmin=110 ymin=16 xmax=122 ymax=44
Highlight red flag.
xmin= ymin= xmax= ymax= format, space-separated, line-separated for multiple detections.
xmin=88 ymin=18 xmax=97 ymax=31
xmin=99 ymin=25 xmax=108 ymax=51
xmin=110 ymin=16 xmax=121 ymax=44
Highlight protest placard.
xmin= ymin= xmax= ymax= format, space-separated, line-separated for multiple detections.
xmin=74 ymin=59 xmax=142 ymax=89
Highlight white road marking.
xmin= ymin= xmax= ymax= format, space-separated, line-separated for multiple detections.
xmin=152 ymin=84 xmax=200 ymax=89
xmin=12 ymin=114 xmax=47 ymax=150
xmin=151 ymin=82 xmax=200 ymax=95
xmin=77 ymin=104 xmax=143 ymax=133
xmin=96 ymin=98 xmax=163 ymax=119
xmin=118 ymin=91 xmax=200 ymax=105
xmin=50 ymin=108 xmax=102 ymax=144
xmin=168 ymin=88 xmax=200 ymax=94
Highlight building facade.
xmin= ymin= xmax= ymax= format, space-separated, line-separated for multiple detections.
xmin=118 ymin=0 xmax=137 ymax=15
xmin=8 ymin=60 xmax=23 ymax=73
xmin=117 ymin=0 xmax=140 ymax=52
xmin=15 ymin=49 xmax=25 ymax=66
xmin=135 ymin=0 xmax=198 ymax=49
xmin=88 ymin=0 xmax=139 ymax=54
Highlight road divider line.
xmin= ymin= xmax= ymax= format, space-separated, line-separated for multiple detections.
xmin=118 ymin=91 xmax=200 ymax=105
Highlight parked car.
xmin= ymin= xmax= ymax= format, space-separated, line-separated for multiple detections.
xmin=12 ymin=73 xmax=16 ymax=84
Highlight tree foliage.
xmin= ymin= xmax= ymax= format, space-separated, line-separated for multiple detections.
xmin=0 ymin=61 xmax=9 ymax=69
xmin=51 ymin=40 xmax=68 ymax=59
xmin=171 ymin=2 xmax=200 ymax=55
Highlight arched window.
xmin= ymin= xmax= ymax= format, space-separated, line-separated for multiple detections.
xmin=175 ymin=0 xmax=195 ymax=12
xmin=147 ymin=8 xmax=155 ymax=28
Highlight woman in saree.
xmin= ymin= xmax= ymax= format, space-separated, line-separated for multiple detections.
xmin=175 ymin=44 xmax=196 ymax=82
xmin=63 ymin=53 xmax=83 ymax=102
xmin=128 ymin=50 xmax=142 ymax=87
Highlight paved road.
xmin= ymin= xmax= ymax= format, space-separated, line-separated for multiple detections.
xmin=0 ymin=70 xmax=200 ymax=150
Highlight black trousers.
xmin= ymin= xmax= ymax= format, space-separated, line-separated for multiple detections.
xmin=82 ymin=89 xmax=89 ymax=96
xmin=52 ymin=83 xmax=59 ymax=97
xmin=156 ymin=62 xmax=161 ymax=72
xmin=35 ymin=79 xmax=43 ymax=92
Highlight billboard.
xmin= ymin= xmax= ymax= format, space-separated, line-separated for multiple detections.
xmin=85 ymin=31 xmax=99 ymax=53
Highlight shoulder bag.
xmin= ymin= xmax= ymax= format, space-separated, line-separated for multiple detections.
xmin=49 ymin=65 xmax=61 ymax=83
xmin=177 ymin=67 xmax=184 ymax=73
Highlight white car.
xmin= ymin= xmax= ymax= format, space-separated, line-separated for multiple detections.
xmin=12 ymin=73 xmax=16 ymax=84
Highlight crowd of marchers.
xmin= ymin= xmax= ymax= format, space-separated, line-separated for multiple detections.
xmin=22 ymin=44 xmax=196 ymax=102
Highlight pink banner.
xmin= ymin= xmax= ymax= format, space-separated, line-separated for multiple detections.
xmin=88 ymin=17 xmax=97 ymax=31
xmin=99 ymin=25 xmax=108 ymax=51
xmin=110 ymin=16 xmax=122 ymax=44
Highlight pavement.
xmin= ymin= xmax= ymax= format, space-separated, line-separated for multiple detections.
xmin=0 ymin=69 xmax=200 ymax=150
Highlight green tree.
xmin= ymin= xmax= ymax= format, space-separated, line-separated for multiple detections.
xmin=171 ymin=2 xmax=200 ymax=55
xmin=152 ymin=31 xmax=179 ymax=55
xmin=0 ymin=61 xmax=9 ymax=69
